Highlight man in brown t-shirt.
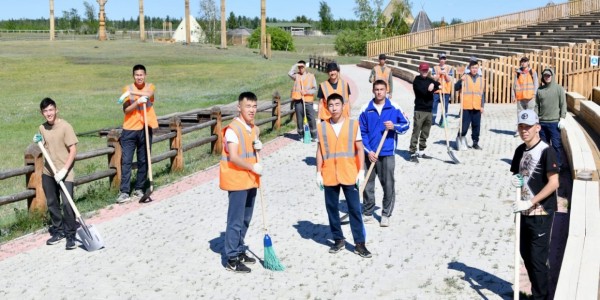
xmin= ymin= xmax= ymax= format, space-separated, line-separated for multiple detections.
xmin=33 ymin=98 xmax=79 ymax=250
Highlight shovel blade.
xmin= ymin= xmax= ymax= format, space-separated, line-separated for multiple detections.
xmin=448 ymin=149 xmax=461 ymax=164
xmin=303 ymin=124 xmax=311 ymax=144
xmin=77 ymin=224 xmax=105 ymax=252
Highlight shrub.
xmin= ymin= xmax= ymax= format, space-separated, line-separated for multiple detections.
xmin=248 ymin=26 xmax=295 ymax=51
xmin=334 ymin=29 xmax=380 ymax=56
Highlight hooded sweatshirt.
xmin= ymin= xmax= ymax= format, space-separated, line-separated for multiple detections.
xmin=535 ymin=68 xmax=566 ymax=122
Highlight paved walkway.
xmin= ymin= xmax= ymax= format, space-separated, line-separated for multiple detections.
xmin=0 ymin=65 xmax=526 ymax=299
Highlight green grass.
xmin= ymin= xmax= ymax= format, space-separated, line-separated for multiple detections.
xmin=0 ymin=37 xmax=359 ymax=242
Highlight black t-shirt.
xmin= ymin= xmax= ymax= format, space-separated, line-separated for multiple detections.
xmin=317 ymin=80 xmax=351 ymax=100
xmin=510 ymin=139 xmax=559 ymax=215
xmin=412 ymin=75 xmax=440 ymax=112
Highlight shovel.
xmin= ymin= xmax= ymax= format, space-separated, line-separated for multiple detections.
xmin=514 ymin=178 xmax=522 ymax=299
xmin=138 ymin=102 xmax=154 ymax=203
xmin=37 ymin=141 xmax=105 ymax=251
xmin=438 ymin=91 xmax=460 ymax=164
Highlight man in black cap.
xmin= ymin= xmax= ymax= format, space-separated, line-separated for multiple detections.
xmin=369 ymin=54 xmax=394 ymax=99
xmin=511 ymin=56 xmax=538 ymax=136
xmin=464 ymin=56 xmax=482 ymax=76
xmin=317 ymin=62 xmax=351 ymax=121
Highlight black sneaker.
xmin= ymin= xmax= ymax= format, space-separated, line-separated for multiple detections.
xmin=65 ymin=236 xmax=77 ymax=250
xmin=238 ymin=252 xmax=256 ymax=264
xmin=226 ymin=259 xmax=251 ymax=273
xmin=46 ymin=234 xmax=65 ymax=245
xmin=354 ymin=243 xmax=372 ymax=258
xmin=410 ymin=154 xmax=419 ymax=163
xmin=472 ymin=144 xmax=482 ymax=150
xmin=419 ymin=153 xmax=433 ymax=159
xmin=329 ymin=239 xmax=345 ymax=254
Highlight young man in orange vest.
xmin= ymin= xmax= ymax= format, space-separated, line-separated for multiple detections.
xmin=316 ymin=93 xmax=371 ymax=258
xmin=369 ymin=54 xmax=394 ymax=99
xmin=431 ymin=53 xmax=454 ymax=127
xmin=288 ymin=60 xmax=318 ymax=141
xmin=116 ymin=64 xmax=158 ymax=203
xmin=455 ymin=61 xmax=485 ymax=150
xmin=220 ymin=92 xmax=263 ymax=273
xmin=317 ymin=62 xmax=351 ymax=121
xmin=511 ymin=57 xmax=538 ymax=136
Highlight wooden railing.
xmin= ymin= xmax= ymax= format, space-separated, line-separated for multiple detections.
xmin=367 ymin=0 xmax=600 ymax=57
xmin=308 ymin=55 xmax=335 ymax=73
xmin=0 ymin=93 xmax=295 ymax=213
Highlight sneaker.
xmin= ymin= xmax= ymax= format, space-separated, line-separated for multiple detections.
xmin=116 ymin=192 xmax=131 ymax=204
xmin=329 ymin=239 xmax=345 ymax=254
xmin=65 ymin=236 xmax=77 ymax=250
xmin=225 ymin=258 xmax=251 ymax=273
xmin=311 ymin=138 xmax=318 ymax=143
xmin=362 ymin=215 xmax=375 ymax=224
xmin=472 ymin=144 xmax=482 ymax=150
xmin=354 ymin=243 xmax=372 ymax=258
xmin=380 ymin=216 xmax=390 ymax=227
xmin=46 ymin=234 xmax=65 ymax=245
xmin=238 ymin=252 xmax=256 ymax=265
xmin=410 ymin=154 xmax=419 ymax=163
xmin=131 ymin=189 xmax=144 ymax=200
xmin=418 ymin=152 xmax=433 ymax=159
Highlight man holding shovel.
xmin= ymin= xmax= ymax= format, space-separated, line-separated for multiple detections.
xmin=510 ymin=109 xmax=559 ymax=300
xmin=116 ymin=64 xmax=157 ymax=204
xmin=33 ymin=98 xmax=78 ymax=250
xmin=288 ymin=60 xmax=318 ymax=142
xmin=220 ymin=92 xmax=263 ymax=273
xmin=358 ymin=80 xmax=410 ymax=227
xmin=455 ymin=61 xmax=485 ymax=150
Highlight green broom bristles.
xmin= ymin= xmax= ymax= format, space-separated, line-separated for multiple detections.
xmin=263 ymin=234 xmax=285 ymax=271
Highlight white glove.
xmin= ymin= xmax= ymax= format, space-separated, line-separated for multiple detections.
xmin=137 ymin=96 xmax=148 ymax=105
xmin=558 ymin=118 xmax=566 ymax=130
xmin=316 ymin=172 xmax=324 ymax=191
xmin=252 ymin=163 xmax=263 ymax=176
xmin=512 ymin=200 xmax=534 ymax=213
xmin=511 ymin=174 xmax=523 ymax=187
xmin=355 ymin=169 xmax=365 ymax=188
xmin=253 ymin=139 xmax=263 ymax=151
xmin=117 ymin=91 xmax=130 ymax=104
xmin=33 ymin=133 xmax=43 ymax=143
xmin=54 ymin=168 xmax=68 ymax=183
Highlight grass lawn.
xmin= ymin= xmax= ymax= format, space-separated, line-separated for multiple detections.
xmin=0 ymin=37 xmax=361 ymax=241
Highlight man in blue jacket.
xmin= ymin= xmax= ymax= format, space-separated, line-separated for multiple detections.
xmin=358 ymin=80 xmax=410 ymax=227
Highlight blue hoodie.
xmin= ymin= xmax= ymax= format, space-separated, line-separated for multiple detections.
xmin=359 ymin=98 xmax=410 ymax=156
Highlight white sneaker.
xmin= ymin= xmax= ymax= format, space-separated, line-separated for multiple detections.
xmin=363 ymin=215 xmax=375 ymax=224
xmin=380 ymin=216 xmax=390 ymax=227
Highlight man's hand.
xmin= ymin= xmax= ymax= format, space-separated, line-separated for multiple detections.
xmin=511 ymin=174 xmax=523 ymax=187
xmin=252 ymin=163 xmax=263 ymax=176
xmin=117 ymin=91 xmax=130 ymax=104
xmin=428 ymin=83 xmax=434 ymax=92
xmin=512 ymin=200 xmax=534 ymax=213
xmin=368 ymin=151 xmax=378 ymax=163
xmin=558 ymin=118 xmax=566 ymax=130
xmin=316 ymin=172 xmax=324 ymax=191
xmin=252 ymin=139 xmax=263 ymax=151
xmin=33 ymin=133 xmax=43 ymax=143
xmin=137 ymin=96 xmax=148 ymax=105
xmin=54 ymin=168 xmax=67 ymax=183
xmin=383 ymin=121 xmax=394 ymax=130
xmin=355 ymin=169 xmax=365 ymax=189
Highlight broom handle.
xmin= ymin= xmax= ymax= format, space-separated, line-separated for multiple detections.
xmin=458 ymin=82 xmax=463 ymax=137
xmin=256 ymin=151 xmax=268 ymax=232
xmin=438 ymin=90 xmax=452 ymax=149
xmin=143 ymin=103 xmax=153 ymax=187
xmin=514 ymin=186 xmax=522 ymax=299
xmin=359 ymin=129 xmax=389 ymax=195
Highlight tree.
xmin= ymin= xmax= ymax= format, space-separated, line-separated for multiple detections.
xmin=227 ymin=11 xmax=237 ymax=29
xmin=354 ymin=0 xmax=383 ymax=30
xmin=199 ymin=0 xmax=218 ymax=44
xmin=82 ymin=1 xmax=98 ymax=34
xmin=318 ymin=1 xmax=333 ymax=32
xmin=382 ymin=0 xmax=411 ymax=37
xmin=248 ymin=26 xmax=294 ymax=51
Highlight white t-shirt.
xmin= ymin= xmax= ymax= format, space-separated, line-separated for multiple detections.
xmin=224 ymin=118 xmax=254 ymax=152
xmin=373 ymin=102 xmax=384 ymax=115
xmin=329 ymin=118 xmax=362 ymax=140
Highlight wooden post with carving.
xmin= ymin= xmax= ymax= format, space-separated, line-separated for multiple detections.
xmin=211 ymin=106 xmax=223 ymax=155
xmin=24 ymin=144 xmax=46 ymax=214
xmin=97 ymin=0 xmax=108 ymax=41
xmin=272 ymin=91 xmax=281 ymax=130
xmin=107 ymin=130 xmax=122 ymax=190
xmin=170 ymin=117 xmax=184 ymax=172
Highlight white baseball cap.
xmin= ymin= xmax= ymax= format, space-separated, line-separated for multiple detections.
xmin=518 ymin=109 xmax=539 ymax=125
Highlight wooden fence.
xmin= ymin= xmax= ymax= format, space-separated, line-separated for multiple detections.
xmin=367 ymin=0 xmax=600 ymax=57
xmin=0 ymin=93 xmax=294 ymax=213
xmin=308 ymin=55 xmax=335 ymax=72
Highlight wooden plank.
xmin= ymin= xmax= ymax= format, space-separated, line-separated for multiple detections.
xmin=576 ymin=182 xmax=600 ymax=299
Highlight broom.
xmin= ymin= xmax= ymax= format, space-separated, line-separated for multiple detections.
xmin=255 ymin=151 xmax=285 ymax=271
xmin=300 ymin=78 xmax=311 ymax=144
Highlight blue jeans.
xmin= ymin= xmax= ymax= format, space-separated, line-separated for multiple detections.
xmin=460 ymin=109 xmax=482 ymax=145
xmin=432 ymin=93 xmax=450 ymax=125
xmin=120 ymin=129 xmax=153 ymax=193
xmin=324 ymin=184 xmax=365 ymax=243
xmin=539 ymin=122 xmax=563 ymax=167
xmin=224 ymin=189 xmax=257 ymax=259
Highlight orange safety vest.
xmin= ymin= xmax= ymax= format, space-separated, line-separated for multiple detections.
xmin=434 ymin=65 xmax=453 ymax=94
xmin=514 ymin=68 xmax=535 ymax=100
xmin=317 ymin=119 xmax=360 ymax=186
xmin=374 ymin=66 xmax=391 ymax=93
xmin=219 ymin=119 xmax=260 ymax=191
xmin=291 ymin=73 xmax=316 ymax=102
xmin=122 ymin=83 xmax=158 ymax=130
xmin=462 ymin=75 xmax=484 ymax=110
xmin=318 ymin=79 xmax=350 ymax=120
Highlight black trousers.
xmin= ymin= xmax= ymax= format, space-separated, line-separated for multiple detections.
xmin=120 ymin=128 xmax=153 ymax=193
xmin=520 ymin=213 xmax=554 ymax=300
xmin=42 ymin=174 xmax=77 ymax=237
xmin=292 ymin=100 xmax=317 ymax=139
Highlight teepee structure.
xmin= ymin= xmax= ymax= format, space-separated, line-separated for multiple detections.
xmin=172 ymin=15 xmax=205 ymax=43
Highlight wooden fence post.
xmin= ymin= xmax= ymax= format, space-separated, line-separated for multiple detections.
xmin=272 ymin=91 xmax=281 ymax=130
xmin=24 ymin=144 xmax=46 ymax=214
xmin=107 ymin=129 xmax=121 ymax=190
xmin=170 ymin=117 xmax=184 ymax=172
xmin=211 ymin=106 xmax=223 ymax=155
xmin=266 ymin=34 xmax=272 ymax=59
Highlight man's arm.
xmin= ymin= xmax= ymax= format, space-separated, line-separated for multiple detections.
xmin=288 ymin=64 xmax=298 ymax=80
xmin=369 ymin=68 xmax=375 ymax=83
xmin=227 ymin=142 xmax=255 ymax=171
xmin=355 ymin=140 xmax=365 ymax=171
xmin=359 ymin=110 xmax=374 ymax=154
xmin=305 ymin=74 xmax=318 ymax=96
xmin=64 ymin=144 xmax=77 ymax=172
xmin=129 ymin=84 xmax=155 ymax=98
xmin=511 ymin=74 xmax=517 ymax=102
xmin=387 ymin=69 xmax=394 ymax=94
xmin=559 ymin=88 xmax=567 ymax=118
xmin=316 ymin=144 xmax=323 ymax=173
xmin=530 ymin=172 xmax=559 ymax=205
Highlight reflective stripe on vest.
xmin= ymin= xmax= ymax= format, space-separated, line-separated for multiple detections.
xmin=434 ymin=65 xmax=453 ymax=94
xmin=374 ymin=66 xmax=391 ymax=92
xmin=462 ymin=76 xmax=483 ymax=110
xmin=515 ymin=69 xmax=535 ymax=100
xmin=318 ymin=119 xmax=359 ymax=186
xmin=291 ymin=73 xmax=315 ymax=102
xmin=122 ymin=83 xmax=158 ymax=130
xmin=219 ymin=119 xmax=260 ymax=191
xmin=318 ymin=79 xmax=350 ymax=120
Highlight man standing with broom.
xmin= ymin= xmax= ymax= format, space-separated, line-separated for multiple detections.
xmin=359 ymin=80 xmax=410 ymax=226
xmin=32 ymin=98 xmax=79 ymax=250
xmin=288 ymin=60 xmax=318 ymax=142
xmin=316 ymin=93 xmax=371 ymax=258
xmin=220 ymin=92 xmax=264 ymax=273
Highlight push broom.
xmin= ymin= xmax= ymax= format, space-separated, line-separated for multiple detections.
xmin=300 ymin=80 xmax=311 ymax=144
xmin=256 ymin=151 xmax=285 ymax=271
